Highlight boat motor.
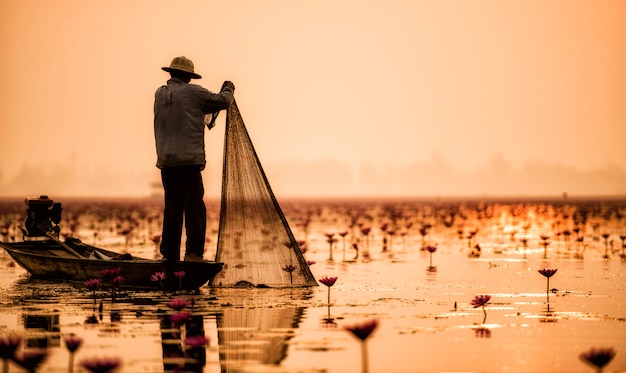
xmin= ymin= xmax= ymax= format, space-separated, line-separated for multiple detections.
xmin=22 ymin=195 xmax=63 ymax=238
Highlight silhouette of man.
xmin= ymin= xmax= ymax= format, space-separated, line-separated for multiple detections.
xmin=154 ymin=56 xmax=234 ymax=261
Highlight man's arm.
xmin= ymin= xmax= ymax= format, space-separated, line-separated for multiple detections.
xmin=200 ymin=81 xmax=235 ymax=114
xmin=202 ymin=81 xmax=235 ymax=129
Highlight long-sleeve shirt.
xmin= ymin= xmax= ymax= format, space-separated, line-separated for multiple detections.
xmin=154 ymin=77 xmax=234 ymax=169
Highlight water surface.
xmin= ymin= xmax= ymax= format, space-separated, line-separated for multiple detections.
xmin=0 ymin=197 xmax=624 ymax=372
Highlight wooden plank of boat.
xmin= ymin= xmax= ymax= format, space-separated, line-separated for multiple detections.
xmin=0 ymin=238 xmax=223 ymax=291
xmin=45 ymin=231 xmax=83 ymax=258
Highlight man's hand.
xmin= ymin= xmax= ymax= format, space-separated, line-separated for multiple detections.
xmin=222 ymin=81 xmax=235 ymax=91
xmin=205 ymin=113 xmax=218 ymax=130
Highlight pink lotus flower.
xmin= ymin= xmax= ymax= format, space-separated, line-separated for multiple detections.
xmin=471 ymin=295 xmax=491 ymax=324
xmin=325 ymin=233 xmax=337 ymax=260
xmin=471 ymin=294 xmax=491 ymax=308
xmin=319 ymin=276 xmax=338 ymax=305
xmin=0 ymin=334 xmax=22 ymax=360
xmin=151 ymin=271 xmax=168 ymax=292
xmin=84 ymin=278 xmax=101 ymax=292
xmin=538 ymin=268 xmax=557 ymax=278
xmin=112 ymin=276 xmax=124 ymax=287
xmin=426 ymin=245 xmax=437 ymax=268
xmin=168 ymin=298 xmax=189 ymax=311
xmin=540 ymin=235 xmax=551 ymax=258
xmin=170 ymin=311 xmax=191 ymax=325
xmin=344 ymin=318 xmax=379 ymax=373
xmin=64 ymin=334 xmax=83 ymax=373
xmin=84 ymin=278 xmax=101 ymax=305
xmin=601 ymin=233 xmax=611 ymax=258
xmin=150 ymin=272 xmax=167 ymax=282
xmin=282 ymin=264 xmax=298 ymax=285
xmin=64 ymin=334 xmax=83 ymax=353
xmin=297 ymin=240 xmax=308 ymax=254
xmin=474 ymin=326 xmax=492 ymax=338
xmin=344 ymin=318 xmax=379 ymax=341
xmin=100 ymin=267 xmax=121 ymax=281
xmin=282 ymin=264 xmax=298 ymax=272
xmin=538 ymin=268 xmax=557 ymax=310
xmin=13 ymin=349 xmax=48 ymax=372
xmin=319 ymin=276 xmax=338 ymax=287
xmin=351 ymin=242 xmax=360 ymax=260
xmin=579 ymin=347 xmax=616 ymax=371
xmin=80 ymin=356 xmax=122 ymax=373
xmin=174 ymin=271 xmax=185 ymax=292
xmin=174 ymin=271 xmax=185 ymax=280
xmin=185 ymin=335 xmax=209 ymax=348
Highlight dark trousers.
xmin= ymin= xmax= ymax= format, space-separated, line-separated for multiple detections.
xmin=160 ymin=165 xmax=206 ymax=260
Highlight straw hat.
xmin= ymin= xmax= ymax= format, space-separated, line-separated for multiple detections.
xmin=161 ymin=56 xmax=202 ymax=79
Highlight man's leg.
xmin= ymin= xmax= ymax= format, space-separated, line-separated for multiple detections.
xmin=160 ymin=167 xmax=186 ymax=261
xmin=184 ymin=166 xmax=206 ymax=259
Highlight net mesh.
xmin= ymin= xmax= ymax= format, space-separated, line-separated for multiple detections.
xmin=212 ymin=100 xmax=317 ymax=287
xmin=217 ymin=305 xmax=306 ymax=365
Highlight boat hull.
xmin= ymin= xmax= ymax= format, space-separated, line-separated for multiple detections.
xmin=0 ymin=239 xmax=223 ymax=291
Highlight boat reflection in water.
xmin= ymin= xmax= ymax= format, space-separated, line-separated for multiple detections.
xmin=158 ymin=288 xmax=310 ymax=372
xmin=11 ymin=288 xmax=310 ymax=372
xmin=23 ymin=312 xmax=60 ymax=349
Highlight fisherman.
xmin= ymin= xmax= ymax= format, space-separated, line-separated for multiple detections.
xmin=154 ymin=56 xmax=235 ymax=262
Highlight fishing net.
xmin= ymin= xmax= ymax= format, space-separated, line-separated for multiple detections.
xmin=212 ymin=100 xmax=317 ymax=287
xmin=217 ymin=306 xmax=306 ymax=366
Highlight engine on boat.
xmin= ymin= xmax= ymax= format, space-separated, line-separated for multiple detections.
xmin=22 ymin=195 xmax=62 ymax=238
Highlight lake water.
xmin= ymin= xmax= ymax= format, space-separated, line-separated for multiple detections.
xmin=0 ymin=197 xmax=625 ymax=372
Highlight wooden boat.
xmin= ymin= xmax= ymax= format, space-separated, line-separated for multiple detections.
xmin=0 ymin=237 xmax=223 ymax=291
xmin=0 ymin=195 xmax=223 ymax=291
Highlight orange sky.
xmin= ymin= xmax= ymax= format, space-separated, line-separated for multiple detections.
xmin=1 ymin=0 xmax=625 ymax=198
